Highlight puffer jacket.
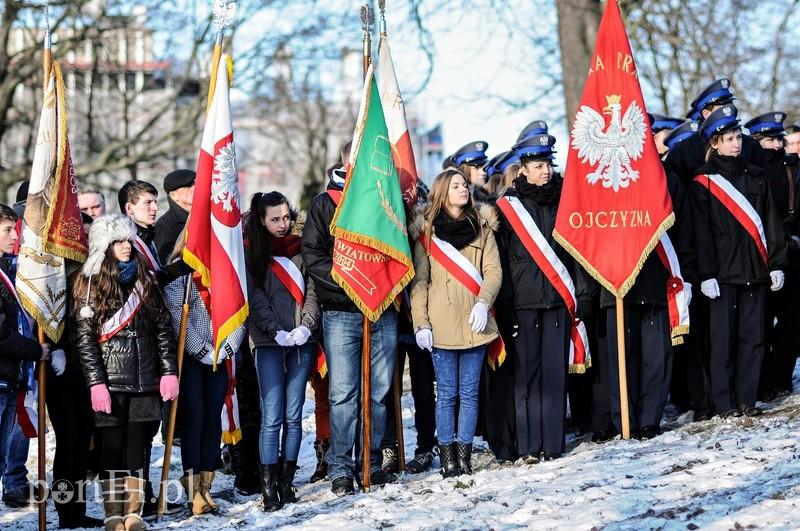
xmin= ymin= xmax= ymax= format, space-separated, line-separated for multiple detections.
xmin=409 ymin=204 xmax=502 ymax=350
xmin=247 ymin=215 xmax=321 ymax=348
xmin=76 ymin=283 xmax=177 ymax=393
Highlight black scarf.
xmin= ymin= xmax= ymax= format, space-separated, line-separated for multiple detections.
xmin=513 ymin=175 xmax=562 ymax=205
xmin=707 ymin=152 xmax=742 ymax=179
xmin=433 ymin=209 xmax=480 ymax=250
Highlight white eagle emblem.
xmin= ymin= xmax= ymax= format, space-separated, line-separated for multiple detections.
xmin=571 ymin=94 xmax=647 ymax=192
xmin=211 ymin=141 xmax=240 ymax=213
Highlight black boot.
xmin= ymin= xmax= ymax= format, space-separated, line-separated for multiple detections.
xmin=456 ymin=443 xmax=472 ymax=475
xmin=279 ymin=460 xmax=298 ymax=505
xmin=259 ymin=464 xmax=282 ymax=512
xmin=309 ymin=440 xmax=329 ymax=483
xmin=438 ymin=443 xmax=460 ymax=478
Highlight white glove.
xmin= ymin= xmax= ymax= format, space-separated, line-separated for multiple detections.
xmin=684 ymin=282 xmax=692 ymax=307
xmin=287 ymin=325 xmax=311 ymax=346
xmin=415 ymin=328 xmax=433 ymax=352
xmin=275 ymin=330 xmax=295 ymax=347
xmin=770 ymin=270 xmax=785 ymax=291
xmin=700 ymin=279 xmax=720 ymax=299
xmin=468 ymin=301 xmax=489 ymax=333
xmin=50 ymin=349 xmax=66 ymax=376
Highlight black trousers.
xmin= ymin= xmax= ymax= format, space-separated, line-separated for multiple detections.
xmin=685 ymin=295 xmax=713 ymax=412
xmin=568 ymin=313 xmax=596 ymax=431
xmin=100 ymin=420 xmax=159 ymax=480
xmin=605 ymin=305 xmax=672 ymax=433
xmin=760 ymin=271 xmax=800 ymax=396
xmin=513 ymin=308 xmax=570 ymax=456
xmin=178 ymin=357 xmax=228 ymax=474
xmin=46 ymin=367 xmax=93 ymax=525
xmin=382 ymin=340 xmax=437 ymax=454
xmin=591 ymin=315 xmax=613 ymax=434
xmin=709 ymin=284 xmax=766 ymax=412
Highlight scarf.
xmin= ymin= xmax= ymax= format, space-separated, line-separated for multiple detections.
xmin=513 ymin=175 xmax=562 ymax=205
xmin=707 ymin=152 xmax=743 ymax=179
xmin=270 ymin=234 xmax=302 ymax=257
xmin=432 ymin=209 xmax=480 ymax=250
xmin=118 ymin=259 xmax=138 ymax=286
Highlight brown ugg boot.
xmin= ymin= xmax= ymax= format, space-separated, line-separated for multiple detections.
xmin=122 ymin=476 xmax=145 ymax=531
xmin=101 ymin=478 xmax=126 ymax=531
xmin=180 ymin=473 xmax=213 ymax=516
xmin=199 ymin=471 xmax=219 ymax=513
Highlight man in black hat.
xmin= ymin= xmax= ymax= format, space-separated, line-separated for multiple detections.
xmin=154 ymin=169 xmax=195 ymax=264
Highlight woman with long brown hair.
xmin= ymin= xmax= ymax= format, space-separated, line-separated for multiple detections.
xmin=73 ymin=214 xmax=177 ymax=531
xmin=409 ymin=168 xmax=502 ymax=478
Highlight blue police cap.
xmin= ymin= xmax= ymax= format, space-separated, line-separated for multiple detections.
xmin=485 ymin=151 xmax=509 ymax=178
xmin=516 ymin=120 xmax=549 ymax=143
xmin=699 ymin=104 xmax=740 ymax=139
xmin=512 ymin=134 xmax=557 ymax=160
xmin=685 ymin=108 xmax=702 ymax=121
xmin=496 ymin=151 xmax=521 ymax=173
xmin=649 ymin=113 xmax=683 ymax=133
xmin=690 ymin=78 xmax=736 ymax=113
xmin=788 ymin=122 xmax=800 ymax=134
xmin=664 ymin=120 xmax=700 ymax=151
xmin=443 ymin=141 xmax=489 ymax=169
xmin=744 ymin=112 xmax=787 ymax=137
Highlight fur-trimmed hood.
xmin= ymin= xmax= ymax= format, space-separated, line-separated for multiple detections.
xmin=290 ymin=211 xmax=306 ymax=237
xmin=408 ymin=202 xmax=499 ymax=240
xmin=82 ymin=214 xmax=138 ymax=278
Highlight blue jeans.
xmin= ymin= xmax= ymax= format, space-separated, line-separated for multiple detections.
xmin=431 ymin=346 xmax=486 ymax=445
xmin=323 ymin=311 xmax=397 ymax=480
xmin=0 ymin=392 xmax=29 ymax=493
xmin=255 ymin=345 xmax=313 ymax=465
xmin=178 ymin=356 xmax=228 ymax=474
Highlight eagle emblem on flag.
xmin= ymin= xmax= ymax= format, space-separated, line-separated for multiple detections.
xmin=571 ymin=94 xmax=647 ymax=192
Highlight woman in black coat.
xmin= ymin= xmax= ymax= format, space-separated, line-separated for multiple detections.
xmin=74 ymin=214 xmax=177 ymax=531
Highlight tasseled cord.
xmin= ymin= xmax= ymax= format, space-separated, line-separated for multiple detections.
xmin=80 ymin=274 xmax=94 ymax=319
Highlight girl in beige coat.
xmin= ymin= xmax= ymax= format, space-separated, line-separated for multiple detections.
xmin=410 ymin=168 xmax=502 ymax=477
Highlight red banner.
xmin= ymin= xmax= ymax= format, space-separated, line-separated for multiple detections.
xmin=553 ymin=0 xmax=673 ymax=297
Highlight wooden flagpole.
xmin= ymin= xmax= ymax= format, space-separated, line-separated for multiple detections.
xmin=38 ymin=10 xmax=52 ymax=529
xmin=157 ymin=0 xmax=233 ymax=514
xmin=359 ymin=3 xmax=374 ymax=492
xmin=615 ymin=297 xmax=631 ymax=439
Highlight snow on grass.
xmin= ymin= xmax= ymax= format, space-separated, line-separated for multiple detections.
xmin=3 ymin=365 xmax=800 ymax=530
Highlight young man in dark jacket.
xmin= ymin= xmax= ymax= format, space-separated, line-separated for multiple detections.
xmin=0 ymin=204 xmax=50 ymax=508
xmin=301 ymin=143 xmax=399 ymax=495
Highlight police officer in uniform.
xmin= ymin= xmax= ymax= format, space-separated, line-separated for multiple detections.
xmin=691 ymin=104 xmax=788 ymax=418
xmin=649 ymin=114 xmax=683 ymax=158
xmin=744 ymin=113 xmax=800 ymax=400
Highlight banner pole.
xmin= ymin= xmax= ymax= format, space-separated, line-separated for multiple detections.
xmin=157 ymin=276 xmax=191 ymax=517
xmin=615 ymin=296 xmax=631 ymax=439
xmin=37 ymin=329 xmax=47 ymax=531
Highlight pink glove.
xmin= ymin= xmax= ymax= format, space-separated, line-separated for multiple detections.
xmin=90 ymin=384 xmax=112 ymax=414
xmin=160 ymin=375 xmax=179 ymax=401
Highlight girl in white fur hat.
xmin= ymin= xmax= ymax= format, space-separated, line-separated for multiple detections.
xmin=72 ymin=214 xmax=178 ymax=531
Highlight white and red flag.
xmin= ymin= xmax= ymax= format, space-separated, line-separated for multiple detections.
xmin=183 ymin=54 xmax=248 ymax=367
xmin=377 ymin=32 xmax=418 ymax=206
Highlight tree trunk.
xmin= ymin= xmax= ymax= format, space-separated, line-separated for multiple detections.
xmin=555 ymin=0 xmax=602 ymax=122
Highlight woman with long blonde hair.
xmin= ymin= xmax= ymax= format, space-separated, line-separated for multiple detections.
xmin=409 ymin=168 xmax=502 ymax=478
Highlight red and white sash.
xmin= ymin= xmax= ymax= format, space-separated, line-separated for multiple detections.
xmin=694 ymin=173 xmax=768 ymax=265
xmin=327 ymin=189 xmax=342 ymax=205
xmin=269 ymin=256 xmax=305 ymax=305
xmin=221 ymin=356 xmax=241 ymax=444
xmin=134 ymin=236 xmax=162 ymax=273
xmin=654 ymin=234 xmax=690 ymax=346
xmin=420 ymin=232 xmax=507 ymax=368
xmin=98 ymin=282 xmax=144 ymax=343
xmin=496 ymin=196 xmax=591 ymax=371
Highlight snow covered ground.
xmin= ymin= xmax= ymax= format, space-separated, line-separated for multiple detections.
xmin=3 ymin=364 xmax=800 ymax=530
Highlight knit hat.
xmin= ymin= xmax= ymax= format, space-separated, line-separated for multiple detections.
xmin=79 ymin=214 xmax=137 ymax=318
